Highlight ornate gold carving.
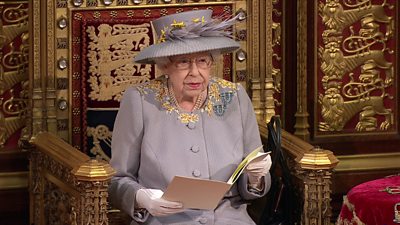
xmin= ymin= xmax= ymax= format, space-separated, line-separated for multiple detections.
xmin=73 ymin=160 xmax=115 ymax=225
xmin=319 ymin=41 xmax=392 ymax=83
xmin=249 ymin=1 xmax=260 ymax=80
xmin=319 ymin=84 xmax=392 ymax=132
xmin=31 ymin=0 xmax=43 ymax=137
xmin=57 ymin=119 xmax=68 ymax=131
xmin=87 ymin=0 xmax=98 ymax=7
xmin=44 ymin=182 xmax=78 ymax=225
xmin=0 ymin=31 xmax=29 ymax=96
xmin=248 ymin=1 xmax=262 ymax=122
xmin=271 ymin=22 xmax=282 ymax=95
xmin=87 ymin=125 xmax=112 ymax=161
xmin=0 ymin=83 xmax=28 ymax=148
xmin=320 ymin=0 xmax=392 ymax=35
xmin=0 ymin=18 xmax=28 ymax=143
xmin=299 ymin=169 xmax=334 ymax=225
xmin=317 ymin=0 xmax=394 ymax=132
xmin=2 ymin=4 xmax=29 ymax=24
xmin=263 ymin=0 xmax=275 ymax=123
xmin=86 ymin=23 xmax=152 ymax=101
xmin=2 ymin=34 xmax=29 ymax=70
xmin=76 ymin=180 xmax=111 ymax=225
xmin=31 ymin=132 xmax=115 ymax=225
xmin=271 ymin=0 xmax=283 ymax=114
xmin=117 ymin=0 xmax=128 ymax=5
xmin=56 ymin=0 xmax=68 ymax=8
xmin=295 ymin=148 xmax=338 ymax=225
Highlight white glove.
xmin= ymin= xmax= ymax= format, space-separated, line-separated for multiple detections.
xmin=135 ymin=188 xmax=184 ymax=217
xmin=245 ymin=154 xmax=272 ymax=189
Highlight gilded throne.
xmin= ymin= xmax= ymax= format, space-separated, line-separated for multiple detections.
xmin=24 ymin=0 xmax=338 ymax=225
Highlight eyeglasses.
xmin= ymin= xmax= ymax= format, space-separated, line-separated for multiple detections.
xmin=171 ymin=55 xmax=213 ymax=70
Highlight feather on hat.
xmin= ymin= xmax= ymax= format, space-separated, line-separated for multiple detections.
xmin=134 ymin=10 xmax=240 ymax=64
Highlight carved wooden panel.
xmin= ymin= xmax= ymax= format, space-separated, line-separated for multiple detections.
xmin=316 ymin=0 xmax=396 ymax=137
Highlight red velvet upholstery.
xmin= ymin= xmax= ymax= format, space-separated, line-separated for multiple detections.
xmin=337 ymin=175 xmax=400 ymax=225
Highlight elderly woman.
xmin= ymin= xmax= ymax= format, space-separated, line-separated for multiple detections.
xmin=109 ymin=10 xmax=271 ymax=225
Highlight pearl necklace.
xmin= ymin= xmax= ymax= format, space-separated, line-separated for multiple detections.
xmin=167 ymin=84 xmax=204 ymax=112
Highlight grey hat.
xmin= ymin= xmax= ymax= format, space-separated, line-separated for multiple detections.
xmin=134 ymin=10 xmax=240 ymax=64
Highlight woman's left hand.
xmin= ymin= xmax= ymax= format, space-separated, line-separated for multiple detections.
xmin=244 ymin=154 xmax=272 ymax=189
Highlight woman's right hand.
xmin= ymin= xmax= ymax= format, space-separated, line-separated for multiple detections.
xmin=135 ymin=188 xmax=184 ymax=217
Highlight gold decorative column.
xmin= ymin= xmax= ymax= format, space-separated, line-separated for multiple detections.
xmin=73 ymin=159 xmax=115 ymax=225
xmin=248 ymin=0 xmax=275 ymax=123
xmin=30 ymin=0 xmax=46 ymax=137
xmin=248 ymin=0 xmax=263 ymax=121
xmin=297 ymin=146 xmax=339 ymax=225
xmin=294 ymin=0 xmax=310 ymax=140
xmin=263 ymin=0 xmax=275 ymax=123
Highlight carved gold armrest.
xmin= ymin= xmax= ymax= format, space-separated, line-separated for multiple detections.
xmin=258 ymin=122 xmax=339 ymax=225
xmin=29 ymin=132 xmax=115 ymax=225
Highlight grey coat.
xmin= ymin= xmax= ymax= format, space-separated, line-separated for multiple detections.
xmin=109 ymin=76 xmax=271 ymax=225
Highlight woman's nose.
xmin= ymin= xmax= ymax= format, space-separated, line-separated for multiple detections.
xmin=188 ymin=61 xmax=201 ymax=75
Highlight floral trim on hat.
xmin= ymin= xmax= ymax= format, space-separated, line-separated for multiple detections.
xmin=158 ymin=14 xmax=238 ymax=44
xmin=136 ymin=76 xmax=238 ymax=124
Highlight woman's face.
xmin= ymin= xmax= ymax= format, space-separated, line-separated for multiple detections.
xmin=162 ymin=52 xmax=213 ymax=100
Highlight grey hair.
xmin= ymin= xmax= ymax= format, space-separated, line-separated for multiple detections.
xmin=209 ymin=50 xmax=220 ymax=62
xmin=154 ymin=57 xmax=171 ymax=69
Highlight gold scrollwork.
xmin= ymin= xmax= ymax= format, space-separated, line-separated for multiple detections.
xmin=2 ymin=33 xmax=29 ymax=70
xmin=86 ymin=23 xmax=152 ymax=102
xmin=318 ymin=0 xmax=394 ymax=132
xmin=0 ymin=83 xmax=29 ymax=147
xmin=87 ymin=125 xmax=112 ymax=161
xmin=2 ymin=4 xmax=29 ymax=24
xmin=3 ymin=87 xmax=28 ymax=116
xmin=44 ymin=183 xmax=75 ymax=225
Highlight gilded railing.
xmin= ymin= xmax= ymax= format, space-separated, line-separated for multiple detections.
xmin=29 ymin=132 xmax=115 ymax=225
xmin=258 ymin=122 xmax=339 ymax=225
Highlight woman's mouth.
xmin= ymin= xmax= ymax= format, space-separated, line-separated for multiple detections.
xmin=186 ymin=83 xmax=202 ymax=90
